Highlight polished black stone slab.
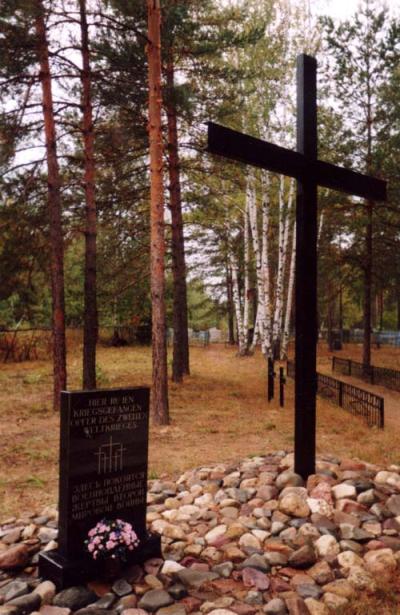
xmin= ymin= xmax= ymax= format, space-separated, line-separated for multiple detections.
xmin=39 ymin=387 xmax=159 ymax=587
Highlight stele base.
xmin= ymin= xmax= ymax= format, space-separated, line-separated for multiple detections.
xmin=38 ymin=531 xmax=162 ymax=589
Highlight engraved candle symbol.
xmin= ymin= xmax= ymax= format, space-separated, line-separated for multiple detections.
xmin=95 ymin=436 xmax=126 ymax=474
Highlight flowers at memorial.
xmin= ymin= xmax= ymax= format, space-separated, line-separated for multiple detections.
xmin=85 ymin=518 xmax=140 ymax=561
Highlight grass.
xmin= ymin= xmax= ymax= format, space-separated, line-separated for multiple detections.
xmin=342 ymin=573 xmax=400 ymax=614
xmin=25 ymin=475 xmax=46 ymax=488
xmin=1 ymin=341 xmax=400 ymax=523
xmin=2 ymin=341 xmax=400 ymax=613
xmin=22 ymin=373 xmax=43 ymax=385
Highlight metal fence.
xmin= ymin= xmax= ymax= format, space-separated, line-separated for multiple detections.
xmin=348 ymin=329 xmax=400 ymax=347
xmin=287 ymin=360 xmax=384 ymax=428
xmin=319 ymin=329 xmax=400 ymax=347
xmin=188 ymin=330 xmax=210 ymax=347
xmin=332 ymin=356 xmax=400 ymax=393
xmin=0 ymin=325 xmax=213 ymax=362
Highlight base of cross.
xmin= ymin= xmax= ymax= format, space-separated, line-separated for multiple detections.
xmin=38 ymin=531 xmax=162 ymax=589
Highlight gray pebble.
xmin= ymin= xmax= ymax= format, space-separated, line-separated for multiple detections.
xmin=112 ymin=580 xmax=132 ymax=598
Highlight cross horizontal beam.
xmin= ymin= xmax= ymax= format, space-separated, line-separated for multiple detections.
xmin=207 ymin=122 xmax=386 ymax=202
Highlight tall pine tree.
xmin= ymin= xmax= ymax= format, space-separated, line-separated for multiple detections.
xmin=147 ymin=0 xmax=169 ymax=424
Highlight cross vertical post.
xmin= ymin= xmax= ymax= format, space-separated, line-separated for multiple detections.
xmin=295 ymin=55 xmax=317 ymax=478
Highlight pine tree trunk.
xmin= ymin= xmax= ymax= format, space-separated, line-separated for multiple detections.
xmin=339 ymin=285 xmax=343 ymax=335
xmin=79 ymin=0 xmax=97 ymax=390
xmin=398 ymin=297 xmax=400 ymax=331
xmin=363 ymin=91 xmax=374 ymax=368
xmin=363 ymin=200 xmax=373 ymax=368
xmin=34 ymin=1 xmax=66 ymax=411
xmin=372 ymin=293 xmax=377 ymax=330
xmin=327 ymin=283 xmax=334 ymax=352
xmin=397 ymin=274 xmax=400 ymax=331
xmin=147 ymin=0 xmax=169 ymax=424
xmin=165 ymin=53 xmax=189 ymax=382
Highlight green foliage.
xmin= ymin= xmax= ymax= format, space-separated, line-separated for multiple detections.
xmin=1 ymin=0 xmax=399 ymax=343
xmin=23 ymin=373 xmax=42 ymax=385
xmin=0 ymin=0 xmax=38 ymax=81
xmin=25 ymin=475 xmax=45 ymax=488
xmin=187 ymin=279 xmax=219 ymax=330
xmin=318 ymin=0 xmax=400 ymax=332
xmin=96 ymin=364 xmax=110 ymax=386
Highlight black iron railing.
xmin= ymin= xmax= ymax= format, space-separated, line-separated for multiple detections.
xmin=287 ymin=360 xmax=384 ymax=428
xmin=332 ymin=356 xmax=400 ymax=393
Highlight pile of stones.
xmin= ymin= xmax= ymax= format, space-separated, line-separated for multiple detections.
xmin=2 ymin=451 xmax=400 ymax=615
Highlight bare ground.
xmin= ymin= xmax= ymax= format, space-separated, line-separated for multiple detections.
xmin=1 ymin=342 xmax=400 ymax=520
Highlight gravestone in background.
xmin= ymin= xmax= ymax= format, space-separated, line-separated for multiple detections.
xmin=39 ymin=387 xmax=161 ymax=588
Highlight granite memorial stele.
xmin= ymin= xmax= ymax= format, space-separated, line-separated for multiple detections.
xmin=39 ymin=387 xmax=161 ymax=588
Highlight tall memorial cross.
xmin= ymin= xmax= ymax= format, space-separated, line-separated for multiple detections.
xmin=207 ymin=54 xmax=386 ymax=479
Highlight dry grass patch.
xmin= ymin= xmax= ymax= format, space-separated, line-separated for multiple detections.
xmin=341 ymin=573 xmax=400 ymax=614
xmin=317 ymin=341 xmax=400 ymax=369
xmin=2 ymin=343 xmax=400 ymax=518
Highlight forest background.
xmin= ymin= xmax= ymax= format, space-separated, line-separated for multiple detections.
xmin=1 ymin=0 xmax=400 ymax=419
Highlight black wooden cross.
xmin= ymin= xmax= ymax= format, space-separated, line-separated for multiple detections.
xmin=207 ymin=54 xmax=386 ymax=479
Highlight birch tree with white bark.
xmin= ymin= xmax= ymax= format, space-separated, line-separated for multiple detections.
xmin=229 ymin=0 xmax=319 ymax=360
xmin=247 ymin=169 xmax=296 ymax=359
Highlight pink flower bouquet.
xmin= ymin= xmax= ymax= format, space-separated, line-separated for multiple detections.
xmin=85 ymin=518 xmax=140 ymax=562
